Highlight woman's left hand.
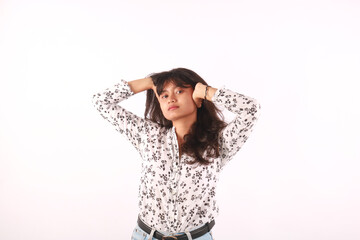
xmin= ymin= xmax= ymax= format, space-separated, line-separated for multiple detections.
xmin=193 ymin=83 xmax=205 ymax=108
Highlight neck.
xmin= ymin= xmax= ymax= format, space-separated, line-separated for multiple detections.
xmin=172 ymin=115 xmax=197 ymax=143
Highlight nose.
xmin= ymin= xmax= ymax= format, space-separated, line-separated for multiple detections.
xmin=167 ymin=93 xmax=176 ymax=103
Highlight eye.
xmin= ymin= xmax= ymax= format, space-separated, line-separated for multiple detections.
xmin=161 ymin=94 xmax=168 ymax=99
xmin=177 ymin=90 xmax=183 ymax=94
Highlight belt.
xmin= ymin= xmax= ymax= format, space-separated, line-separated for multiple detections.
xmin=137 ymin=215 xmax=215 ymax=240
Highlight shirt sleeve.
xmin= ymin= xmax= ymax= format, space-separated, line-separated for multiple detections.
xmin=92 ymin=79 xmax=162 ymax=153
xmin=211 ymin=86 xmax=261 ymax=170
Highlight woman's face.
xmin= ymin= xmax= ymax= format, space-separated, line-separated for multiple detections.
xmin=154 ymin=81 xmax=198 ymax=123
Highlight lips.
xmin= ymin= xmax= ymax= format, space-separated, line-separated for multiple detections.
xmin=168 ymin=106 xmax=179 ymax=110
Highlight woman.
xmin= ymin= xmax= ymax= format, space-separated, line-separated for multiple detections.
xmin=92 ymin=68 xmax=261 ymax=240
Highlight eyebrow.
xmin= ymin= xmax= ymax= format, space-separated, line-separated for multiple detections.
xmin=160 ymin=86 xmax=183 ymax=94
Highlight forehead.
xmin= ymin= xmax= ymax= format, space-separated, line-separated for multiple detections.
xmin=161 ymin=81 xmax=190 ymax=92
xmin=162 ymin=81 xmax=179 ymax=90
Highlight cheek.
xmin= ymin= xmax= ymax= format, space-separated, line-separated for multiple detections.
xmin=159 ymin=102 xmax=168 ymax=114
xmin=185 ymin=95 xmax=196 ymax=106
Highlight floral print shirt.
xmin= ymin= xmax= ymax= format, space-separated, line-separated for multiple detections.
xmin=92 ymin=79 xmax=261 ymax=233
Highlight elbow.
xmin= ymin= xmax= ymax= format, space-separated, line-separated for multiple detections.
xmin=256 ymin=101 xmax=261 ymax=112
xmin=252 ymin=99 xmax=261 ymax=119
xmin=92 ymin=93 xmax=101 ymax=108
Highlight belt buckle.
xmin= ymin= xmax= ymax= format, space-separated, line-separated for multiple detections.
xmin=161 ymin=236 xmax=178 ymax=240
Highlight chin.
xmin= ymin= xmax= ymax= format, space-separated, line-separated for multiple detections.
xmin=164 ymin=116 xmax=176 ymax=121
xmin=163 ymin=113 xmax=182 ymax=122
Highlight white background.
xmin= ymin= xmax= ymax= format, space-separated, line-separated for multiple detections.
xmin=1 ymin=0 xmax=359 ymax=239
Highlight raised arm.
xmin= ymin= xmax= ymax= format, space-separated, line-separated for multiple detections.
xmin=127 ymin=77 xmax=156 ymax=94
xmin=92 ymin=77 xmax=161 ymax=154
xmin=194 ymin=83 xmax=261 ymax=170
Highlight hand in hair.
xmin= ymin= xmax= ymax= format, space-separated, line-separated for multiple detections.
xmin=193 ymin=82 xmax=206 ymax=108
xmin=147 ymin=77 xmax=157 ymax=92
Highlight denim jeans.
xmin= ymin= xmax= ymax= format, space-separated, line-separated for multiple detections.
xmin=131 ymin=222 xmax=215 ymax=240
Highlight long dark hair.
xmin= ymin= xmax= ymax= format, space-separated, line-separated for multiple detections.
xmin=145 ymin=68 xmax=227 ymax=166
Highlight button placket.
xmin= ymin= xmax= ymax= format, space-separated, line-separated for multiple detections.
xmin=170 ymin=127 xmax=181 ymax=195
xmin=168 ymin=127 xmax=181 ymax=226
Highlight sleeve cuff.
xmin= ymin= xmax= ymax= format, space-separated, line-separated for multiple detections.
xmin=211 ymin=84 xmax=226 ymax=102
xmin=120 ymin=79 xmax=135 ymax=96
